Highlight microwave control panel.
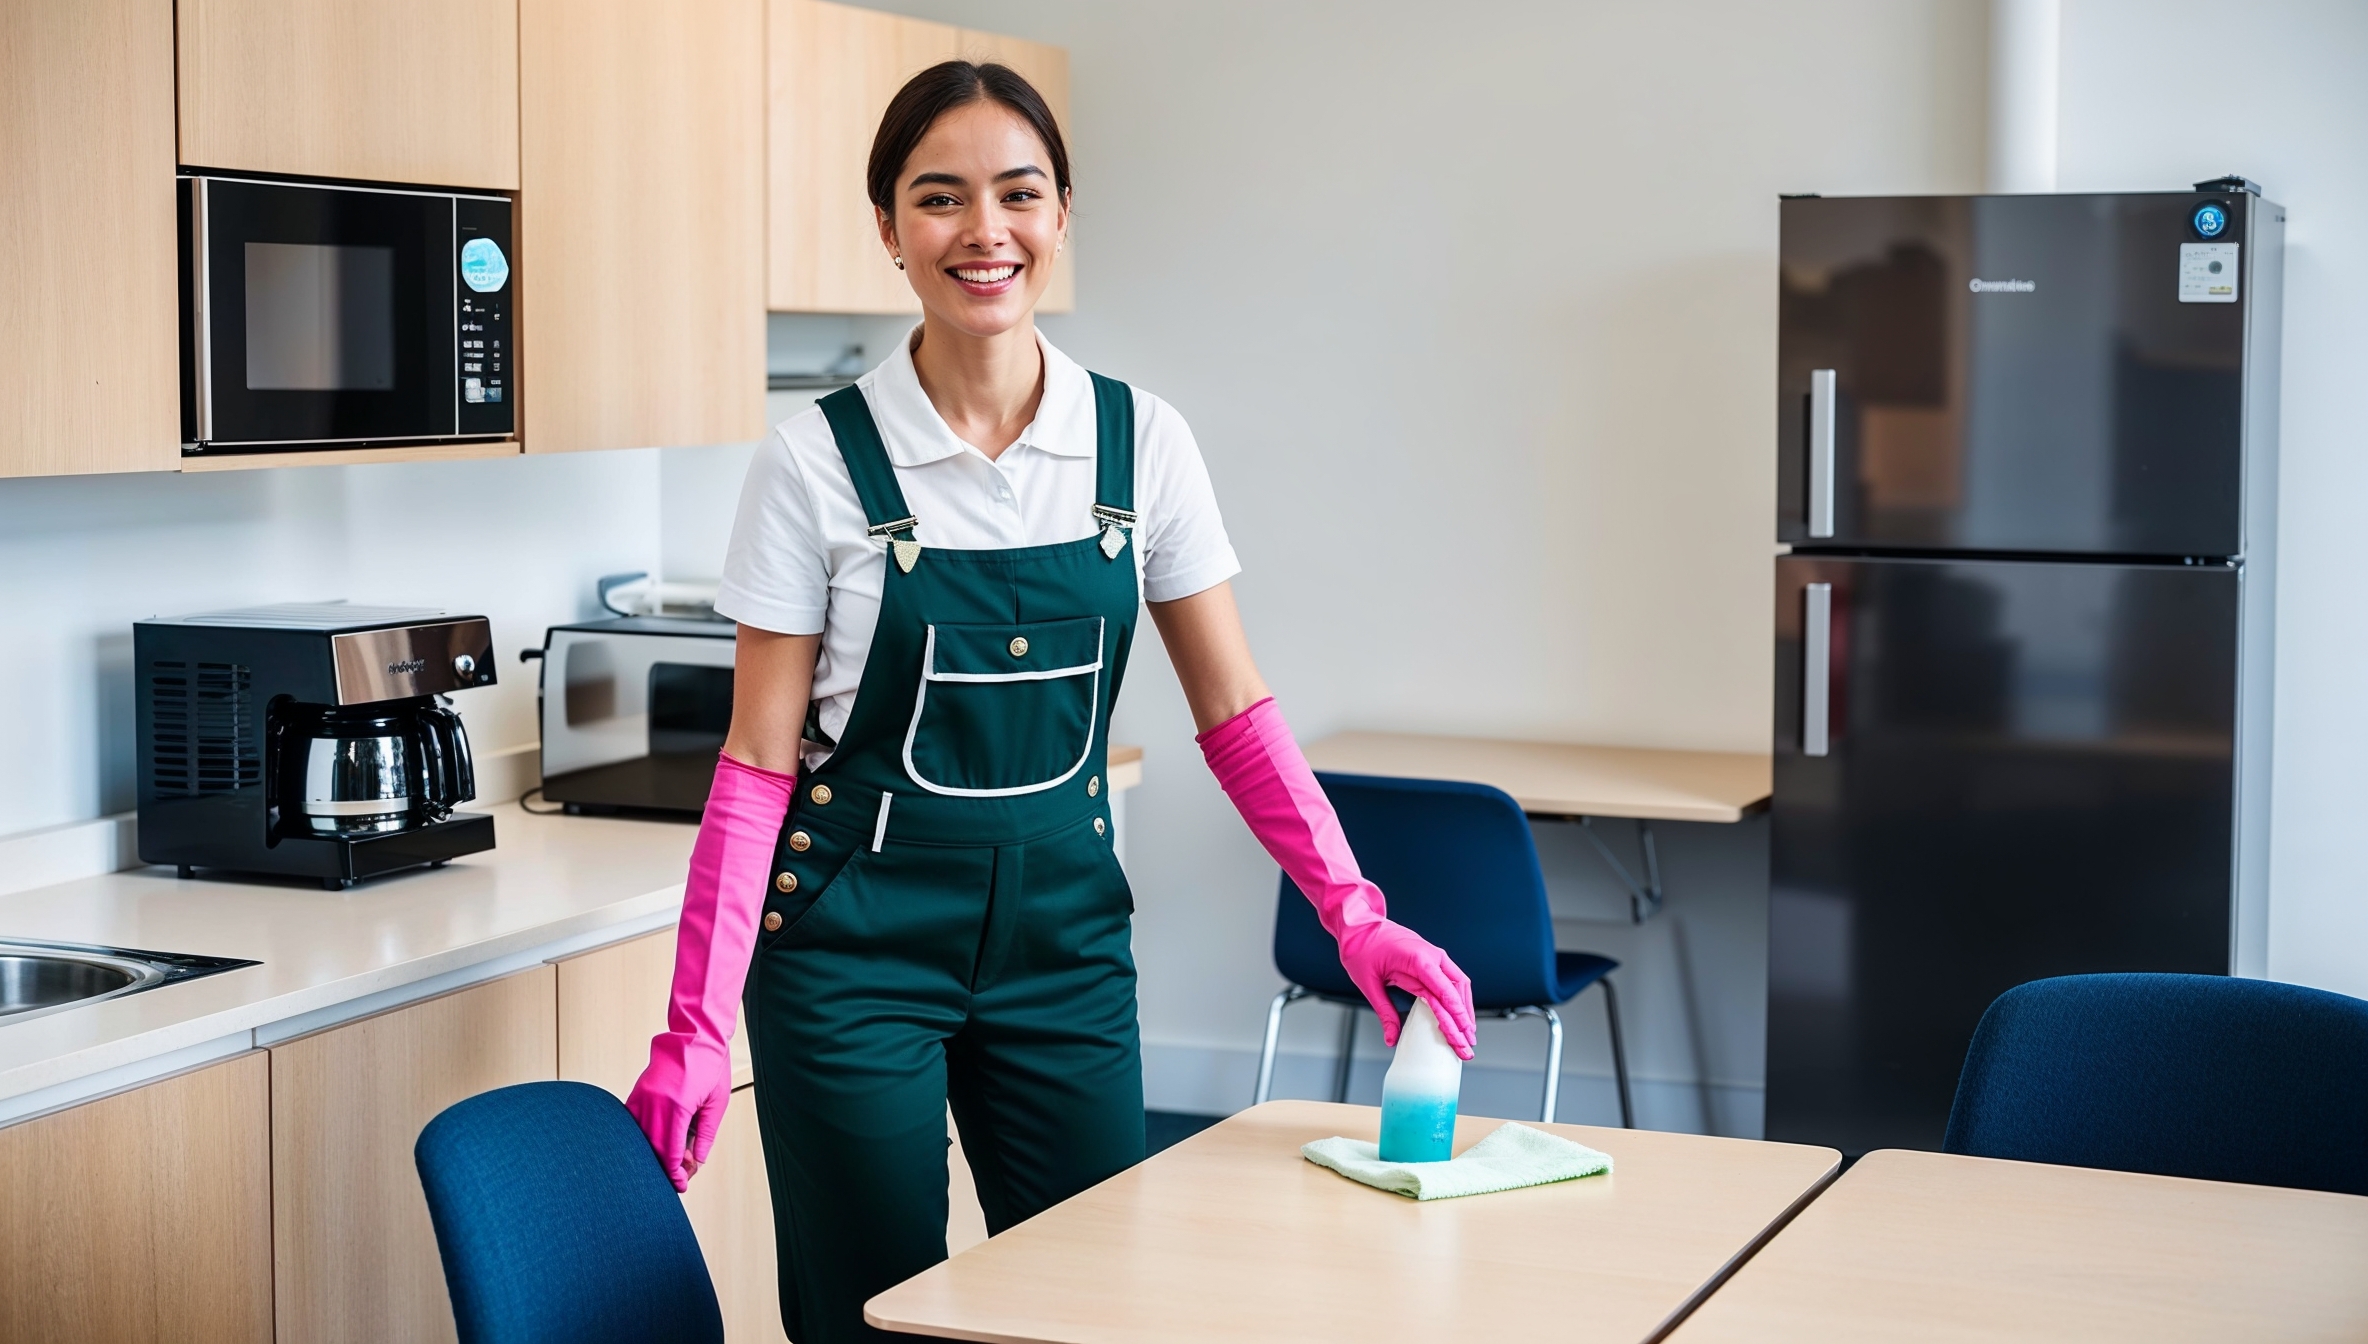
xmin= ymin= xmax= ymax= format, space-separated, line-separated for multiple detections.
xmin=455 ymin=194 xmax=515 ymax=436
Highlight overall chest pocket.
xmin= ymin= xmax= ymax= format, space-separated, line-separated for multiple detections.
xmin=904 ymin=616 xmax=1104 ymax=796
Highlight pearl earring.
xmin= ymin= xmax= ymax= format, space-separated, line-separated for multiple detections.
xmin=893 ymin=256 xmax=906 ymax=270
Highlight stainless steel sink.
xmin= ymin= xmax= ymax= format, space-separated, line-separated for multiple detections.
xmin=0 ymin=940 xmax=259 ymax=1027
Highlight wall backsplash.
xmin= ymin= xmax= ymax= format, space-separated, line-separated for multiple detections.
xmin=0 ymin=450 xmax=666 ymax=836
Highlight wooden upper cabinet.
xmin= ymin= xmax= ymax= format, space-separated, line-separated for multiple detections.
xmin=176 ymin=0 xmax=520 ymax=189
xmin=0 ymin=0 xmax=180 ymax=478
xmin=521 ymin=0 xmax=766 ymax=453
xmin=769 ymin=0 xmax=1073 ymax=314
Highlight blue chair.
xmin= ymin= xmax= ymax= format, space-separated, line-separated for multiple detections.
xmin=1944 ymin=973 xmax=2368 ymax=1195
xmin=1251 ymin=772 xmax=1632 ymax=1126
xmin=415 ymin=1080 xmax=725 ymax=1344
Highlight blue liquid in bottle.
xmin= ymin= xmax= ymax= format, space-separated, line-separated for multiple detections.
xmin=1376 ymin=998 xmax=1462 ymax=1163
xmin=1378 ymin=1091 xmax=1458 ymax=1163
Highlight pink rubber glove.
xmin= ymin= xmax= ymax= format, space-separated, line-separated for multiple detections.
xmin=625 ymin=751 xmax=795 ymax=1191
xmin=1198 ymin=697 xmax=1478 ymax=1058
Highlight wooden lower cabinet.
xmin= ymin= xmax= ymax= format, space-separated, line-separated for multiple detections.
xmin=557 ymin=924 xmax=750 ymax=1098
xmin=0 ymin=924 xmax=997 ymax=1343
xmin=682 ymin=1083 xmax=790 ymax=1343
xmin=0 ymin=1051 xmax=274 ymax=1342
xmin=270 ymin=966 xmax=559 ymax=1344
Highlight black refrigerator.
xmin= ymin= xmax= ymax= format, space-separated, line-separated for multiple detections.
xmin=1767 ymin=184 xmax=2286 ymax=1157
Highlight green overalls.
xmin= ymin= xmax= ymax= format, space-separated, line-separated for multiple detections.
xmin=744 ymin=375 xmax=1147 ymax=1344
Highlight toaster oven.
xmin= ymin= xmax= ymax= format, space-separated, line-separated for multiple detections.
xmin=530 ymin=617 xmax=734 ymax=815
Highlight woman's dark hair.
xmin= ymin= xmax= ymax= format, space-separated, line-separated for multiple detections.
xmin=867 ymin=61 xmax=1070 ymax=216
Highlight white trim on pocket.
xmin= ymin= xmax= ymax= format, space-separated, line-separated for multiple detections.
xmin=902 ymin=619 xmax=1104 ymax=798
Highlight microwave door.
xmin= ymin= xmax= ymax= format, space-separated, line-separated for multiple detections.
xmin=192 ymin=178 xmax=458 ymax=448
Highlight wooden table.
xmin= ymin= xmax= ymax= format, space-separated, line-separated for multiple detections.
xmin=867 ymin=1100 xmax=1839 ymax=1344
xmin=1665 ymin=1148 xmax=2368 ymax=1343
xmin=1303 ymin=732 xmax=1772 ymax=918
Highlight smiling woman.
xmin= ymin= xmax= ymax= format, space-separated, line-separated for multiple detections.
xmin=869 ymin=63 xmax=1070 ymax=304
xmin=867 ymin=63 xmax=1073 ymax=453
xmin=623 ymin=57 xmax=1478 ymax=1344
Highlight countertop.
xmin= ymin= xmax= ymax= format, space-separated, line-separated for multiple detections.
xmin=0 ymin=748 xmax=1148 ymax=1118
xmin=0 ymin=803 xmax=698 ymax=1113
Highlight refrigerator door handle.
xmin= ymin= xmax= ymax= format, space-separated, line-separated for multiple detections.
xmin=1803 ymin=582 xmax=1832 ymax=757
xmin=1808 ymin=369 xmax=1836 ymax=538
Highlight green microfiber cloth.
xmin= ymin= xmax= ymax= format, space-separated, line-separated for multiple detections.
xmin=1301 ymin=1122 xmax=1613 ymax=1200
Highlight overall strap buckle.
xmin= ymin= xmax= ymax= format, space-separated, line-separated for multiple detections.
xmin=820 ymin=386 xmax=925 ymax=573
xmin=867 ymin=516 xmax=923 ymax=573
xmin=1091 ymin=504 xmax=1135 ymax=559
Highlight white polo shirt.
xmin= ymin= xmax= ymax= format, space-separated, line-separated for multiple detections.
xmin=715 ymin=330 xmax=1240 ymax=765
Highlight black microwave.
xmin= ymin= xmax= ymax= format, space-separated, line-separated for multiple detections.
xmin=180 ymin=174 xmax=515 ymax=455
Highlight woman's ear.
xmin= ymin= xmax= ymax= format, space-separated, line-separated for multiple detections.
xmin=875 ymin=205 xmax=899 ymax=265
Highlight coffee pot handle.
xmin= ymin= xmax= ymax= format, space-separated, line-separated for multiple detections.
xmin=416 ymin=704 xmax=477 ymax=817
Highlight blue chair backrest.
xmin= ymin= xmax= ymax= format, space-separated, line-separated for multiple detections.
xmin=1944 ymin=973 xmax=2368 ymax=1196
xmin=415 ymin=1080 xmax=725 ymax=1344
xmin=1274 ymin=772 xmax=1560 ymax=1011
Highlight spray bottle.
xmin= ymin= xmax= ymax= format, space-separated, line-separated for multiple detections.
xmin=1377 ymin=998 xmax=1463 ymax=1162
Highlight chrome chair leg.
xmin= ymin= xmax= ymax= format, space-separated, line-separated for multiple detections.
xmin=1539 ymin=1005 xmax=1564 ymax=1123
xmin=1600 ymin=977 xmax=1633 ymax=1128
xmin=1253 ymin=985 xmax=1308 ymax=1106
xmin=1500 ymin=1005 xmax=1564 ymax=1124
xmin=1330 ymin=1001 xmax=1359 ymax=1103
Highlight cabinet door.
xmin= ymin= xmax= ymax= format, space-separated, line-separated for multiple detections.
xmin=768 ymin=0 xmax=1074 ymax=315
xmin=680 ymin=1084 xmax=789 ymax=1343
xmin=0 ymin=1052 xmax=273 ymax=1342
xmin=176 ymin=0 xmax=520 ymax=189
xmin=271 ymin=967 xmax=559 ymax=1344
xmin=0 ymin=0 xmax=179 ymax=478
xmin=558 ymin=929 xmax=780 ymax=1343
xmin=521 ymin=0 xmax=766 ymax=454
xmin=769 ymin=0 xmax=959 ymax=314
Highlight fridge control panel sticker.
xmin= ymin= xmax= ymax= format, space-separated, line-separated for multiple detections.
xmin=2179 ymin=243 xmax=2240 ymax=303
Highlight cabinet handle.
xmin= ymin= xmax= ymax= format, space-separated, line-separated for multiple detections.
xmin=1808 ymin=369 xmax=1836 ymax=538
xmin=1803 ymin=582 xmax=1831 ymax=757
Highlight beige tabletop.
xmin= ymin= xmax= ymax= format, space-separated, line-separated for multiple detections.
xmin=867 ymin=1100 xmax=1839 ymax=1344
xmin=1303 ymin=732 xmax=1771 ymax=823
xmin=1666 ymin=1148 xmax=2368 ymax=1343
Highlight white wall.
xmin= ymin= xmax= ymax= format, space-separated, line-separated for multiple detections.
xmin=0 ymin=451 xmax=666 ymax=834
xmin=2055 ymin=0 xmax=2368 ymax=999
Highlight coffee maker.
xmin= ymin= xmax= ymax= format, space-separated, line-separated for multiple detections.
xmin=135 ymin=604 xmax=498 ymax=889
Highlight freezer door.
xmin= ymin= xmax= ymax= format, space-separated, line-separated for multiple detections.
xmin=1769 ymin=555 xmax=2237 ymax=1156
xmin=1777 ymin=193 xmax=2253 ymax=556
